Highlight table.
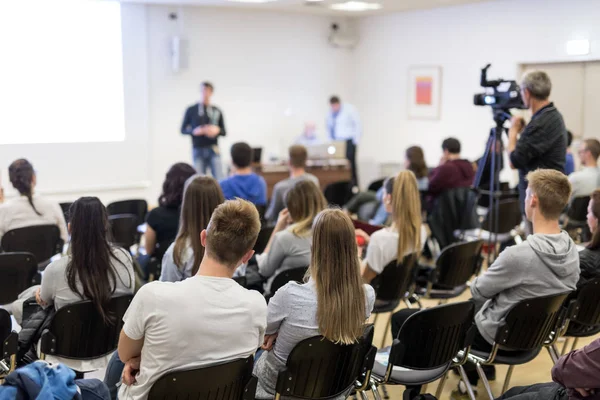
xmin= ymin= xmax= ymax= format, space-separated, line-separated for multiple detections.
xmin=254 ymin=160 xmax=351 ymax=198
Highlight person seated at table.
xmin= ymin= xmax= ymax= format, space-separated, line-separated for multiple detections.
xmin=295 ymin=122 xmax=323 ymax=147
xmin=160 ymin=175 xmax=224 ymax=282
xmin=253 ymin=209 xmax=375 ymax=399
xmin=219 ymin=142 xmax=267 ymax=207
xmin=360 ymin=170 xmax=427 ymax=284
xmin=569 ymin=138 xmax=600 ymax=199
xmin=0 ymin=159 xmax=67 ymax=243
xmin=257 ymin=180 xmax=326 ymax=296
xmin=427 ymin=138 xmax=474 ymax=207
xmin=139 ymin=163 xmax=196 ymax=277
xmin=264 ymin=145 xmax=319 ymax=226
xmin=34 ymin=197 xmax=135 ymax=372
xmin=344 ymin=146 xmax=429 ymax=226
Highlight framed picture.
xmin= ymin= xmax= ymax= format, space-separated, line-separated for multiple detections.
xmin=408 ymin=66 xmax=442 ymax=120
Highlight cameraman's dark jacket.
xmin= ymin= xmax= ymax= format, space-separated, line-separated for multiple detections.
xmin=509 ymin=103 xmax=566 ymax=213
xmin=427 ymin=187 xmax=479 ymax=250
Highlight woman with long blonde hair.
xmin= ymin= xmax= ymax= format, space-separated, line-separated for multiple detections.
xmin=361 ymin=170 xmax=426 ymax=283
xmin=256 ymin=179 xmax=326 ymax=295
xmin=253 ymin=209 xmax=375 ymax=398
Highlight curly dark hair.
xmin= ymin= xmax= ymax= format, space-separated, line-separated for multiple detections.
xmin=159 ymin=163 xmax=197 ymax=208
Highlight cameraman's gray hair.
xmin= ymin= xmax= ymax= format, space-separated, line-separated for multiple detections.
xmin=521 ymin=71 xmax=552 ymax=100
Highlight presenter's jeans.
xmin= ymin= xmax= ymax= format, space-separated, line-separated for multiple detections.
xmin=193 ymin=146 xmax=223 ymax=180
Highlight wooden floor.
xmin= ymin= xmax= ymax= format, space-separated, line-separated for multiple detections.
xmin=368 ymin=290 xmax=598 ymax=400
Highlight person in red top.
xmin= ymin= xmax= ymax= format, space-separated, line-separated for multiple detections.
xmin=498 ymin=337 xmax=600 ymax=400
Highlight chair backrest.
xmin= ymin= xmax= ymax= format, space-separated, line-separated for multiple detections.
xmin=495 ymin=291 xmax=571 ymax=351
xmin=40 ymin=295 xmax=133 ymax=359
xmin=481 ymin=199 xmax=522 ymax=235
xmin=254 ymin=226 xmax=274 ymax=255
xmin=367 ymin=179 xmax=385 ymax=193
xmin=427 ymin=187 xmax=479 ymax=249
xmin=270 ymin=266 xmax=309 ymax=297
xmin=109 ymin=214 xmax=139 ymax=250
xmin=323 ymin=181 xmax=353 ymax=208
xmin=435 ymin=240 xmax=483 ymax=289
xmin=571 ymin=277 xmax=600 ymax=326
xmin=0 ymin=308 xmax=11 ymax=345
xmin=233 ymin=275 xmax=247 ymax=287
xmin=370 ymin=254 xmax=417 ymax=302
xmin=1 ymin=225 xmax=63 ymax=264
xmin=391 ymin=301 xmax=475 ymax=370
xmin=107 ymin=199 xmax=148 ymax=224
xmin=148 ymin=356 xmax=254 ymax=400
xmin=0 ymin=252 xmax=38 ymax=304
xmin=276 ymin=327 xmax=374 ymax=399
xmin=0 ymin=308 xmax=17 ymax=368
xmin=59 ymin=202 xmax=73 ymax=223
xmin=357 ymin=201 xmax=379 ymax=222
xmin=567 ymin=196 xmax=590 ymax=222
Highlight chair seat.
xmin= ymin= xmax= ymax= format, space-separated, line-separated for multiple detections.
xmin=565 ymin=323 xmax=600 ymax=338
xmin=372 ymin=348 xmax=450 ymax=385
xmin=470 ymin=347 xmax=541 ymax=365
xmin=372 ymin=299 xmax=401 ymax=314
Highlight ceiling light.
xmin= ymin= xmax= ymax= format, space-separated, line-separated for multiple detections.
xmin=330 ymin=1 xmax=382 ymax=11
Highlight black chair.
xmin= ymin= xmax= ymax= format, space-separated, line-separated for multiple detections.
xmin=40 ymin=295 xmax=133 ymax=369
xmin=59 ymin=202 xmax=73 ymax=223
xmin=267 ymin=266 xmax=309 ymax=300
xmin=258 ymin=326 xmax=376 ymax=400
xmin=324 ymin=181 xmax=353 ymax=208
xmin=148 ymin=356 xmax=255 ymax=400
xmin=233 ymin=275 xmax=247 ymax=288
xmin=371 ymin=302 xmax=476 ymax=400
xmin=463 ymin=199 xmax=522 ymax=246
xmin=369 ymin=254 xmax=418 ymax=348
xmin=367 ymin=178 xmax=385 ymax=193
xmin=109 ymin=214 xmax=139 ymax=251
xmin=107 ymin=199 xmax=148 ymax=225
xmin=1 ymin=225 xmax=63 ymax=267
xmin=0 ymin=252 xmax=38 ymax=305
xmin=565 ymin=196 xmax=591 ymax=242
xmin=357 ymin=201 xmax=380 ymax=222
xmin=464 ymin=291 xmax=572 ymax=400
xmin=427 ymin=187 xmax=479 ymax=250
xmin=0 ymin=309 xmax=18 ymax=375
xmin=254 ymin=226 xmax=275 ymax=255
xmin=417 ymin=240 xmax=483 ymax=303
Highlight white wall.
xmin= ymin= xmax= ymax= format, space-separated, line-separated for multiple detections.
xmin=145 ymin=5 xmax=354 ymax=202
xmin=353 ymin=0 xmax=600 ymax=185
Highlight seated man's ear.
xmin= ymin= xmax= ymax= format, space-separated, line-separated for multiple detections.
xmin=200 ymin=230 xmax=207 ymax=247
xmin=241 ymin=250 xmax=255 ymax=265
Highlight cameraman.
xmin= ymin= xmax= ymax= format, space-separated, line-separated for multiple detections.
xmin=508 ymin=71 xmax=567 ymax=231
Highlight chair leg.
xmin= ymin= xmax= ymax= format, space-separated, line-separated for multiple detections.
xmin=381 ymin=384 xmax=389 ymax=400
xmin=371 ymin=382 xmax=383 ymax=400
xmin=547 ymin=345 xmax=559 ymax=365
xmin=359 ymin=390 xmax=369 ymax=400
xmin=571 ymin=338 xmax=580 ymax=353
xmin=420 ymin=384 xmax=428 ymax=394
xmin=475 ymin=363 xmax=494 ymax=400
xmin=373 ymin=313 xmax=379 ymax=326
xmin=435 ymin=371 xmax=448 ymax=399
xmin=381 ymin=314 xmax=393 ymax=348
xmin=560 ymin=337 xmax=571 ymax=356
xmin=403 ymin=299 xmax=413 ymax=309
xmin=411 ymin=294 xmax=423 ymax=309
xmin=457 ymin=365 xmax=477 ymax=400
xmin=501 ymin=365 xmax=514 ymax=394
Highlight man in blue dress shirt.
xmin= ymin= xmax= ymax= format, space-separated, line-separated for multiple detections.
xmin=326 ymin=95 xmax=362 ymax=187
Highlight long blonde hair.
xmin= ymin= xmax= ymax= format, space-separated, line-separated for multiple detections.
xmin=309 ymin=209 xmax=366 ymax=345
xmin=286 ymin=180 xmax=327 ymax=237
xmin=173 ymin=176 xmax=225 ymax=275
xmin=385 ymin=171 xmax=422 ymax=264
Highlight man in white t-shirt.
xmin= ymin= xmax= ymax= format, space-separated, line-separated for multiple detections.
xmin=117 ymin=199 xmax=267 ymax=400
xmin=569 ymin=138 xmax=600 ymax=199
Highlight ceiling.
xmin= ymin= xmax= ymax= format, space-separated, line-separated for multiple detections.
xmin=118 ymin=0 xmax=497 ymax=16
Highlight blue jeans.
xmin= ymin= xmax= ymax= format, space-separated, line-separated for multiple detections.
xmin=103 ymin=352 xmax=125 ymax=400
xmin=77 ymin=379 xmax=111 ymax=400
xmin=193 ymin=146 xmax=223 ymax=180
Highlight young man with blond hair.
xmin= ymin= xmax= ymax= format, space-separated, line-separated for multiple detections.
xmin=455 ymin=169 xmax=580 ymax=397
xmin=116 ymin=199 xmax=267 ymax=400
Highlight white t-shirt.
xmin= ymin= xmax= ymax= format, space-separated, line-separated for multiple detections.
xmin=0 ymin=195 xmax=68 ymax=243
xmin=365 ymin=226 xmax=428 ymax=274
xmin=118 ymin=275 xmax=268 ymax=400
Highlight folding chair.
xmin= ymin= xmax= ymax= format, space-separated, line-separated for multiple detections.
xmin=107 ymin=199 xmax=148 ymax=225
xmin=1 ymin=225 xmax=63 ymax=268
xmin=0 ymin=309 xmax=18 ymax=376
xmin=254 ymin=226 xmax=275 ymax=255
xmin=266 ymin=266 xmax=309 ymax=301
xmin=109 ymin=214 xmax=140 ymax=252
xmin=0 ymin=252 xmax=38 ymax=304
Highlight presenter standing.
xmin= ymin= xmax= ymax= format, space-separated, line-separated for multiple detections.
xmin=326 ymin=95 xmax=361 ymax=188
xmin=180 ymin=82 xmax=226 ymax=179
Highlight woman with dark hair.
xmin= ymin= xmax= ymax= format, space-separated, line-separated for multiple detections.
xmin=36 ymin=196 xmax=134 ymax=371
xmin=0 ymin=159 xmax=67 ymax=242
xmin=405 ymin=146 xmax=429 ymax=190
xmin=160 ymin=175 xmax=225 ymax=282
xmin=577 ymin=189 xmax=600 ymax=287
xmin=143 ymin=163 xmax=196 ymax=261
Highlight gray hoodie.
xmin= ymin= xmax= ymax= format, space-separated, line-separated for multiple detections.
xmin=471 ymin=231 xmax=580 ymax=345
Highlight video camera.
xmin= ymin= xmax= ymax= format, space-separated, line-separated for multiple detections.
xmin=473 ymin=64 xmax=526 ymax=112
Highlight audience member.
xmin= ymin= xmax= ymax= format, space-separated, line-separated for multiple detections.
xmin=253 ymin=209 xmax=375 ymax=399
xmin=116 ymin=200 xmax=267 ymax=400
xmin=427 ymin=138 xmax=474 ymax=201
xmin=160 ymin=176 xmax=224 ymax=282
xmin=257 ymin=180 xmax=326 ymax=296
xmin=0 ymin=159 xmax=67 ymax=243
xmin=498 ymin=337 xmax=600 ymax=400
xmin=295 ymin=122 xmax=323 ymax=147
xmin=264 ymin=145 xmax=319 ymax=225
xmin=361 ymin=171 xmax=427 ymax=284
xmin=565 ymin=130 xmax=575 ymax=175
xmin=142 ymin=163 xmax=196 ymax=262
xmin=219 ymin=142 xmax=267 ymax=206
xmin=577 ymin=189 xmax=600 ymax=288
xmin=35 ymin=197 xmax=135 ymax=371
xmin=569 ymin=138 xmax=600 ymax=199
